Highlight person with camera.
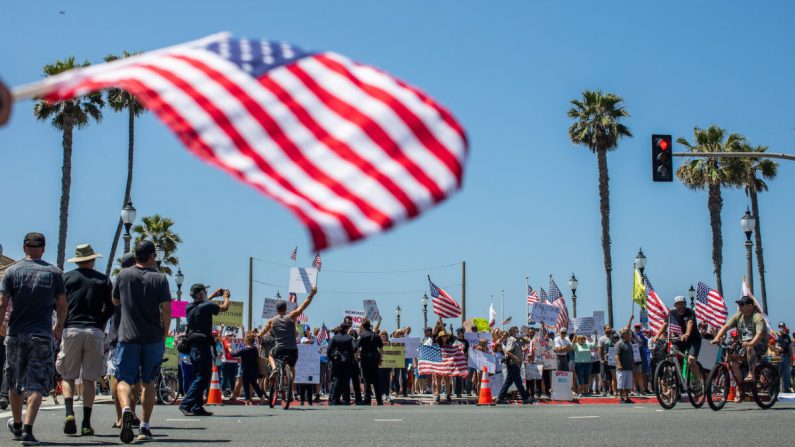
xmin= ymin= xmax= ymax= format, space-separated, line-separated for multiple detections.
xmin=178 ymin=285 xmax=230 ymax=417
xmin=496 ymin=326 xmax=532 ymax=404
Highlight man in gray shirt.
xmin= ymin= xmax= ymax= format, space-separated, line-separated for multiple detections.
xmin=614 ymin=328 xmax=635 ymax=404
xmin=0 ymin=232 xmax=67 ymax=446
xmin=112 ymin=241 xmax=171 ymax=444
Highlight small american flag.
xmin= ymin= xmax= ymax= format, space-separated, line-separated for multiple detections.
xmin=539 ymin=288 xmax=549 ymax=302
xmin=549 ymin=277 xmax=569 ymax=331
xmin=666 ymin=312 xmax=683 ymax=336
xmin=290 ymin=246 xmax=297 ymax=261
xmin=695 ymin=281 xmax=728 ymax=329
xmin=21 ymin=33 xmax=468 ymax=251
xmin=417 ymin=344 xmax=468 ymax=376
xmin=288 ymin=292 xmax=297 ymax=303
xmin=296 ymin=313 xmax=308 ymax=324
xmin=527 ymin=285 xmax=539 ymax=304
xmin=644 ymin=275 xmax=669 ymax=334
xmin=428 ymin=276 xmax=461 ymax=318
xmin=316 ymin=323 xmax=329 ymax=344
xmin=312 ymin=252 xmax=322 ymax=272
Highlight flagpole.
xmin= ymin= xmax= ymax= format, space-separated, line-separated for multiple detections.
xmin=525 ymin=276 xmax=529 ymax=326
xmin=248 ymin=256 xmax=254 ymax=330
xmin=461 ymin=261 xmax=467 ymax=324
xmin=500 ymin=289 xmax=504 ymax=330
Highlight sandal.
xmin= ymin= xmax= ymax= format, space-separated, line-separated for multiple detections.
xmin=112 ymin=422 xmax=121 ymax=429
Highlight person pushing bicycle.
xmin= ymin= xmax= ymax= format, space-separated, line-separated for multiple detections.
xmin=261 ymin=287 xmax=318 ymax=386
xmin=711 ymin=296 xmax=768 ymax=401
xmin=652 ymin=295 xmax=703 ymax=390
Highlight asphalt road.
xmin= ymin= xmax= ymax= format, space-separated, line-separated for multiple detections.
xmin=3 ymin=401 xmax=794 ymax=446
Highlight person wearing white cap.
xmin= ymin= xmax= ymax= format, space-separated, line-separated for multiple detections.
xmin=58 ymin=244 xmax=114 ymax=436
xmin=652 ymin=295 xmax=703 ymax=390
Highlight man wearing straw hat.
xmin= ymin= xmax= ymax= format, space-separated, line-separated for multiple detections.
xmin=57 ymin=244 xmax=114 ymax=437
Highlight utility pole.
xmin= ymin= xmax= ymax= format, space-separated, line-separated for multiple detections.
xmin=248 ymin=256 xmax=253 ymax=330
xmin=461 ymin=261 xmax=466 ymax=323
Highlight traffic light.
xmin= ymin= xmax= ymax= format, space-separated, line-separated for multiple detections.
xmin=652 ymin=134 xmax=673 ymax=182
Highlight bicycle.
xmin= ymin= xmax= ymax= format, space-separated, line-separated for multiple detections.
xmin=653 ymin=337 xmax=706 ymax=409
xmin=705 ymin=341 xmax=779 ymax=411
xmin=267 ymin=356 xmax=294 ymax=409
xmin=156 ymin=358 xmax=180 ymax=405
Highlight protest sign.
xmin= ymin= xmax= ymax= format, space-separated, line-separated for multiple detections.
xmin=288 ymin=267 xmax=318 ymax=294
xmin=391 ymin=337 xmax=420 ymax=359
xmin=593 ymin=311 xmax=605 ymax=336
xmin=213 ymin=301 xmax=243 ymax=328
xmin=632 ymin=343 xmax=641 ymax=362
xmin=551 ymin=371 xmax=573 ymax=401
xmin=525 ymin=363 xmax=543 ymax=380
xmin=573 ymin=317 xmax=595 ymax=334
xmin=380 ymin=343 xmax=406 ymax=368
xmin=468 ymin=348 xmax=496 ymax=373
xmin=489 ymin=371 xmax=504 ymax=396
xmin=607 ymin=347 xmax=616 ymax=366
xmin=363 ymin=299 xmax=381 ymax=322
xmin=162 ymin=336 xmax=178 ymax=371
xmin=295 ymin=344 xmax=321 ymax=384
xmin=698 ymin=341 xmax=719 ymax=366
xmin=344 ymin=310 xmax=366 ymax=330
xmin=529 ymin=302 xmax=560 ymax=327
xmin=472 ymin=318 xmax=491 ymax=332
xmin=541 ymin=339 xmax=557 ymax=369
xmin=172 ymin=300 xmax=187 ymax=319
xmin=261 ymin=297 xmax=297 ymax=320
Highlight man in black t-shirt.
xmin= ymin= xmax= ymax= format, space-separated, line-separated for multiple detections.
xmin=179 ymin=283 xmax=230 ymax=416
xmin=58 ymin=244 xmax=114 ymax=436
xmin=652 ymin=295 xmax=703 ymax=389
xmin=328 ymin=319 xmax=355 ymax=405
xmin=357 ymin=318 xmax=383 ymax=405
xmin=775 ymin=323 xmax=792 ymax=392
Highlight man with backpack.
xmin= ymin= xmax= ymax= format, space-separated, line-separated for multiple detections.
xmin=178 ymin=285 xmax=231 ymax=416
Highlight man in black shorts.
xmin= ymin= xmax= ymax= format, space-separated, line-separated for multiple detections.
xmin=652 ymin=295 xmax=703 ymax=388
xmin=261 ymin=287 xmax=317 ymax=382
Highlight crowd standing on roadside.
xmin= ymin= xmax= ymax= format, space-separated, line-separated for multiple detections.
xmin=1 ymin=232 xmax=795 ymax=445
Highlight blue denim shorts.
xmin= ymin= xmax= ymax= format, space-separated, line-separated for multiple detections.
xmin=115 ymin=341 xmax=165 ymax=384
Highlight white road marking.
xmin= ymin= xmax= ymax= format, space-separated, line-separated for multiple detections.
xmin=656 ymin=409 xmax=664 ymax=412
xmin=568 ymin=416 xmax=600 ymax=419
xmin=374 ymin=419 xmax=403 ymax=422
xmin=166 ymin=418 xmax=202 ymax=422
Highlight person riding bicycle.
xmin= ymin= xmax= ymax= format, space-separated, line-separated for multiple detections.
xmin=711 ymin=295 xmax=768 ymax=401
xmin=651 ymin=295 xmax=703 ymax=390
xmin=261 ymin=286 xmax=317 ymax=384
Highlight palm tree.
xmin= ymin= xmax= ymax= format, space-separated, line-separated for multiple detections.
xmin=34 ymin=57 xmax=104 ymax=269
xmin=737 ymin=143 xmax=778 ymax=312
xmin=567 ymin=90 xmax=632 ymax=327
xmin=132 ymin=214 xmax=182 ymax=275
xmin=675 ymin=126 xmax=745 ymax=296
xmin=103 ymin=51 xmax=146 ymax=275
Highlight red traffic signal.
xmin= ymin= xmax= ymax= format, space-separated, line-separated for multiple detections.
xmin=652 ymin=134 xmax=673 ymax=182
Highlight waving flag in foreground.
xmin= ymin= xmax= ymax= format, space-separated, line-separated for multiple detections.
xmin=695 ymin=282 xmax=728 ymax=329
xmin=13 ymin=33 xmax=468 ymax=251
xmin=417 ymin=344 xmax=468 ymax=376
xmin=428 ymin=276 xmax=462 ymax=318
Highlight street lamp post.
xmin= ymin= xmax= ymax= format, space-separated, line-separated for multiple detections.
xmin=688 ymin=284 xmax=696 ymax=310
xmin=741 ymin=209 xmax=756 ymax=298
xmin=634 ymin=249 xmax=647 ymax=277
xmin=175 ymin=269 xmax=185 ymax=331
xmin=568 ymin=274 xmax=578 ymax=318
xmin=396 ymin=305 xmax=401 ymax=329
xmin=120 ymin=201 xmax=137 ymax=253
xmin=155 ymin=246 xmax=165 ymax=270
xmin=421 ymin=293 xmax=429 ymax=329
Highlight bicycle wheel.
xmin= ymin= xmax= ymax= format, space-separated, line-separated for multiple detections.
xmin=706 ymin=364 xmax=729 ymax=411
xmin=268 ymin=366 xmax=279 ymax=408
xmin=751 ymin=362 xmax=779 ymax=409
xmin=159 ymin=373 xmax=179 ymax=405
xmin=654 ymin=359 xmax=680 ymax=409
xmin=686 ymin=361 xmax=706 ymax=409
xmin=280 ymin=367 xmax=291 ymax=410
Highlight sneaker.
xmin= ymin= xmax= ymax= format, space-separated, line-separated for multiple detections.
xmin=193 ymin=408 xmax=214 ymax=417
xmin=0 ymin=398 xmax=8 ymax=410
xmin=576 ymin=393 xmax=583 ymax=398
xmin=20 ymin=432 xmax=40 ymax=446
xmin=119 ymin=409 xmax=135 ymax=444
xmin=132 ymin=417 xmax=141 ymax=428
xmin=81 ymin=426 xmax=95 ymax=436
xmin=7 ymin=419 xmax=22 ymax=440
xmin=63 ymin=415 xmax=77 ymax=435
xmin=138 ymin=427 xmax=153 ymax=441
xmin=179 ymin=407 xmax=195 ymax=417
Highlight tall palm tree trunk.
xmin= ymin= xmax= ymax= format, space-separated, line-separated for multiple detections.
xmin=57 ymin=122 xmax=74 ymax=270
xmin=748 ymin=182 xmax=767 ymax=313
xmin=105 ymin=106 xmax=135 ymax=275
xmin=707 ymin=183 xmax=724 ymax=296
xmin=596 ymin=148 xmax=614 ymax=326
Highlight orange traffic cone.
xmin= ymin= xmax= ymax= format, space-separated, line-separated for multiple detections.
xmin=206 ymin=365 xmax=223 ymax=405
xmin=727 ymin=378 xmax=736 ymax=402
xmin=477 ymin=366 xmax=495 ymax=406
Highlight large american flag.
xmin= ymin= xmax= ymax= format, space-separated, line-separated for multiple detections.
xmin=548 ymin=277 xmax=569 ymax=331
xmin=21 ymin=33 xmax=468 ymax=251
xmin=428 ymin=276 xmax=461 ymax=318
xmin=417 ymin=344 xmax=468 ymax=376
xmin=644 ymin=275 xmax=670 ymax=335
xmin=527 ymin=285 xmax=539 ymax=304
xmin=695 ymin=281 xmax=728 ymax=329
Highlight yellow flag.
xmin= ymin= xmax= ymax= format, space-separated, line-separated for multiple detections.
xmin=633 ymin=269 xmax=647 ymax=308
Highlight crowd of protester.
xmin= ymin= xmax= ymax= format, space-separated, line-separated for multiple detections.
xmin=1 ymin=232 xmax=794 ymax=445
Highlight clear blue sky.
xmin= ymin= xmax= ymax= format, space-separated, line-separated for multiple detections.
xmin=1 ymin=1 xmax=794 ymax=332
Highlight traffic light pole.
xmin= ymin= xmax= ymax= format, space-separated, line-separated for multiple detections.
xmin=671 ymin=151 xmax=795 ymax=162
